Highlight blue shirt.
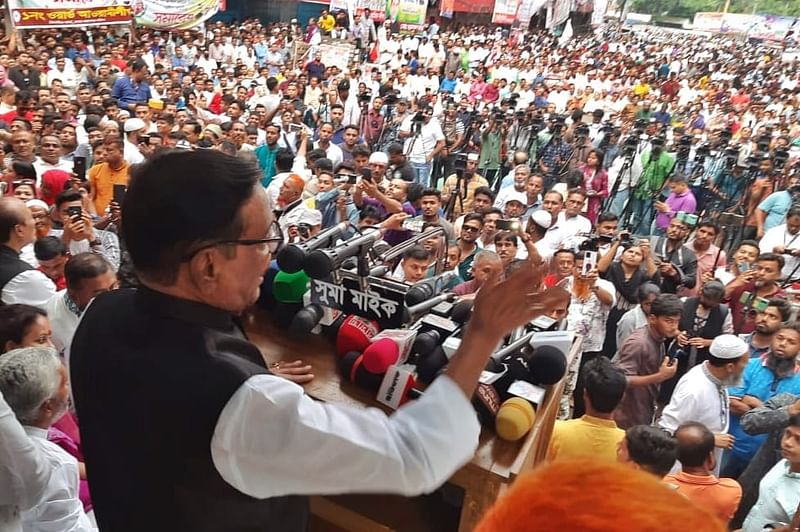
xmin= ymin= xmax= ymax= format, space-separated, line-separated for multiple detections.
xmin=758 ymin=190 xmax=793 ymax=233
xmin=111 ymin=76 xmax=151 ymax=108
xmin=439 ymin=78 xmax=456 ymax=93
xmin=728 ymin=355 xmax=800 ymax=459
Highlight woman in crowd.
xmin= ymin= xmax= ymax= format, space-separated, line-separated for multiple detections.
xmin=598 ymin=240 xmax=659 ymax=357
xmin=578 ymin=149 xmax=608 ymax=225
xmin=0 ymin=304 xmax=93 ymax=515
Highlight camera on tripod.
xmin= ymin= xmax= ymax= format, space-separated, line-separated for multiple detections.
xmin=575 ymin=123 xmax=590 ymax=138
xmin=676 ymin=135 xmax=693 ymax=159
xmin=756 ymin=130 xmax=772 ymax=152
xmin=383 ymin=91 xmax=398 ymax=105
xmin=358 ymin=90 xmax=372 ymax=104
xmin=551 ymin=114 xmax=566 ymax=138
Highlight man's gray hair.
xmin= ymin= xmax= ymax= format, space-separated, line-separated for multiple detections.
xmin=0 ymin=347 xmax=62 ymax=425
xmin=474 ymin=250 xmax=501 ymax=265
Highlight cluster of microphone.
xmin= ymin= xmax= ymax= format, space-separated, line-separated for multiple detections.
xmin=260 ymin=224 xmax=571 ymax=442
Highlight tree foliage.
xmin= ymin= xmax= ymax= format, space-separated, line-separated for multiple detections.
xmin=628 ymin=0 xmax=800 ymax=18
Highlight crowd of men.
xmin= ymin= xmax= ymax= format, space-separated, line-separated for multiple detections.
xmin=1 ymin=10 xmax=800 ymax=531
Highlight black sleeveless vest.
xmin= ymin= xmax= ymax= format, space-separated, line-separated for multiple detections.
xmin=70 ymin=287 xmax=308 ymax=531
xmin=0 ymin=245 xmax=33 ymax=300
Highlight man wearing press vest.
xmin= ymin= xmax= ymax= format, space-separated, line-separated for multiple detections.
xmin=70 ymin=150 xmax=567 ymax=531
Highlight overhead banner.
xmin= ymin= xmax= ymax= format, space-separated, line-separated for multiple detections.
xmin=546 ymin=0 xmax=571 ymax=29
xmin=8 ymin=0 xmax=131 ymax=28
xmin=492 ymin=0 xmax=520 ymax=25
xmin=513 ymin=0 xmax=547 ymax=28
xmin=133 ymin=0 xmax=220 ymax=30
xmin=748 ymin=15 xmax=797 ymax=41
xmin=329 ymin=0 xmax=387 ymax=21
xmin=693 ymin=12 xmax=798 ymax=41
xmin=387 ymin=0 xmax=428 ymax=33
xmin=440 ymin=0 xmax=454 ymax=18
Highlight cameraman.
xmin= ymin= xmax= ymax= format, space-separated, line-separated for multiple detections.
xmin=362 ymin=96 xmax=385 ymax=150
xmin=754 ymin=175 xmax=800 ymax=238
xmin=537 ymin=116 xmax=574 ymax=190
xmin=441 ymin=154 xmax=488 ymax=218
xmin=398 ymin=104 xmax=445 ymax=187
xmin=438 ymin=101 xmax=466 ymax=181
xmin=477 ymin=113 xmax=505 ymax=190
xmin=759 ymin=206 xmax=800 ymax=281
xmin=651 ymin=217 xmax=698 ymax=295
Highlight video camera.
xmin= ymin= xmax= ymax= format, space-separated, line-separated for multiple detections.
xmin=579 ymin=232 xmax=631 ymax=252
xmin=358 ymin=90 xmax=372 ymax=104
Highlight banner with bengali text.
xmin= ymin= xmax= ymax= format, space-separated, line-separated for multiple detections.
xmin=9 ymin=0 xmax=132 ymax=29
xmin=492 ymin=0 xmax=519 ymax=25
xmin=133 ymin=0 xmax=220 ymax=30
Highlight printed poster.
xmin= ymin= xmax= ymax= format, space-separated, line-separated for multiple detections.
xmin=8 ymin=0 xmax=131 ymax=28
xmin=133 ymin=0 xmax=220 ymax=30
xmin=329 ymin=0 xmax=387 ymax=21
xmin=386 ymin=0 xmax=428 ymax=33
xmin=493 ymin=0 xmax=520 ymax=25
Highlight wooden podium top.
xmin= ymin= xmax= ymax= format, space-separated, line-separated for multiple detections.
xmin=242 ymin=307 xmax=582 ymax=529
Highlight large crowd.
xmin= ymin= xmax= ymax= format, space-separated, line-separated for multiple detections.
xmin=0 ymin=10 xmax=800 ymax=532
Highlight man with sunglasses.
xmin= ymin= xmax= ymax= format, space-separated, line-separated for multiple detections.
xmin=69 ymin=150 xmax=566 ymax=531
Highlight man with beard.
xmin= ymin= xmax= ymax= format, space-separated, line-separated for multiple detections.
xmin=722 ymin=322 xmax=800 ymax=478
xmin=659 ymin=334 xmax=750 ymax=476
xmin=741 ymin=299 xmax=792 ymax=358
xmin=651 ymin=217 xmax=697 ymax=294
xmin=725 ymin=253 xmax=785 ymax=335
xmin=662 ymin=281 xmax=733 ymax=403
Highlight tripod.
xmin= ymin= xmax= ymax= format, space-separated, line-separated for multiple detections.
xmin=443 ymin=168 xmax=467 ymax=222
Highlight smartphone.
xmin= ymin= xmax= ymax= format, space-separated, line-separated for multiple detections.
xmin=753 ymin=297 xmax=769 ymax=313
xmin=496 ymin=219 xmax=520 ymax=232
xmin=657 ymin=192 xmax=668 ymax=203
xmin=739 ymin=262 xmax=751 ymax=273
xmin=582 ymin=250 xmax=598 ymax=276
xmin=113 ymin=184 xmax=126 ymax=206
xmin=66 ymin=205 xmax=82 ymax=222
xmin=74 ymin=156 xmax=87 ymax=181
xmin=402 ymin=219 xmax=424 ymax=232
xmin=361 ymin=167 xmax=373 ymax=183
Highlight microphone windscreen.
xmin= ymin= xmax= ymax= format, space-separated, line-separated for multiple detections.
xmin=450 ymin=299 xmax=474 ymax=325
xmin=496 ymin=398 xmax=536 ymax=441
xmin=335 ymin=315 xmax=381 ymax=358
xmin=411 ymin=330 xmax=440 ymax=358
xmin=339 ymin=351 xmax=384 ymax=391
xmin=288 ymin=304 xmax=324 ymax=338
xmin=272 ymin=270 xmax=310 ymax=303
xmin=529 ymin=346 xmax=567 ymax=385
xmin=416 ymin=345 xmax=448 ymax=385
xmin=270 ymin=301 xmax=304 ymax=328
xmin=276 ymin=244 xmax=306 ymax=273
xmin=362 ymin=338 xmax=400 ymax=374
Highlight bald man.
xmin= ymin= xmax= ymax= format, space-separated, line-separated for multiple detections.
xmin=0 ymin=197 xmax=56 ymax=307
xmin=452 ymin=250 xmax=503 ymax=297
xmin=664 ymin=422 xmax=742 ymax=524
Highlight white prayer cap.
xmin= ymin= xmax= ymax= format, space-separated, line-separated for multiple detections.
xmin=709 ymin=334 xmax=748 ymax=360
xmin=25 ymin=199 xmax=49 ymax=211
xmin=531 ymin=210 xmax=552 ymax=230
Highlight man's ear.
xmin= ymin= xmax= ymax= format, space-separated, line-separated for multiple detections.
xmin=188 ymin=248 xmax=219 ymax=292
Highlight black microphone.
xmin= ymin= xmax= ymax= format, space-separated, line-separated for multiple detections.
xmin=405 ymin=271 xmax=458 ymax=306
xmin=450 ymin=299 xmax=474 ymax=325
xmin=472 ymin=358 xmax=530 ymax=424
xmin=277 ymin=221 xmax=349 ymax=273
xmin=304 ymin=229 xmax=382 ymax=279
xmin=288 ymin=304 xmax=324 ymax=337
xmin=528 ymin=345 xmax=568 ymax=385
xmin=416 ymin=345 xmax=448 ymax=385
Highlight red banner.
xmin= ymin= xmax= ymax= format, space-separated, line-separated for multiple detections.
xmin=11 ymin=5 xmax=132 ymax=28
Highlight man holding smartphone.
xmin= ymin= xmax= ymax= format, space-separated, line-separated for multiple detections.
xmin=88 ymin=139 xmax=130 ymax=215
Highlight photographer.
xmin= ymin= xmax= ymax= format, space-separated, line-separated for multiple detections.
xmin=754 ymin=175 xmax=800 ymax=238
xmin=740 ymin=157 xmax=777 ymax=241
xmin=313 ymin=171 xmax=358 ymax=235
xmin=650 ymin=217 xmax=697 ymax=295
xmin=477 ymin=113 xmax=505 ymax=189
xmin=441 ymin=154 xmax=489 ymax=218
xmin=398 ymin=104 xmax=445 ymax=187
xmin=537 ymin=116 xmax=574 ymax=189
xmin=759 ymin=206 xmax=800 ymax=282
xmin=438 ymin=101 xmax=466 ymax=180
xmin=598 ymin=239 xmax=659 ymax=357
xmin=362 ymin=96 xmax=384 ymax=149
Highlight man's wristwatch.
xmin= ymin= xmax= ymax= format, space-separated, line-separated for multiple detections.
xmin=89 ymin=238 xmax=102 ymax=247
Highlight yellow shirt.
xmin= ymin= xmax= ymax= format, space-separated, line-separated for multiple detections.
xmin=319 ymin=15 xmax=335 ymax=32
xmin=547 ymin=415 xmax=625 ymax=462
xmin=89 ymin=161 xmax=130 ymax=214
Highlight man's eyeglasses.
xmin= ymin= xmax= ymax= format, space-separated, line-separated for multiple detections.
xmin=462 ymin=225 xmax=481 ymax=233
xmin=183 ymin=221 xmax=283 ymax=260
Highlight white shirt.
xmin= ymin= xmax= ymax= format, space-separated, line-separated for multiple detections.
xmin=44 ymin=291 xmax=80 ymax=356
xmin=2 ymin=270 xmax=56 ymax=309
xmin=0 ymin=393 xmax=51 ymax=532
xmin=743 ymin=459 xmax=800 ymax=532
xmin=123 ymin=139 xmax=144 ymax=165
xmin=211 ymin=374 xmax=479 ymax=498
xmin=759 ymin=224 xmax=800 ymax=280
xmin=658 ymin=363 xmax=729 ymax=475
xmin=32 ymin=159 xmax=73 ymax=189
xmin=616 ymin=305 xmax=648 ymax=349
xmin=313 ymin=141 xmax=343 ymax=168
xmin=399 ymin=117 xmax=444 ymax=164
xmin=20 ymin=426 xmax=94 ymax=532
